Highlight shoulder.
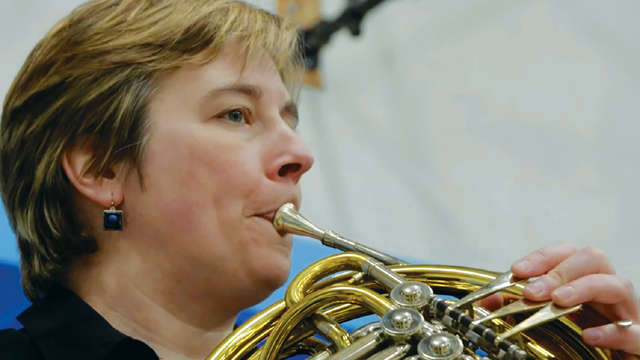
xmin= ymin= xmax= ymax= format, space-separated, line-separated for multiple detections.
xmin=0 ymin=328 xmax=44 ymax=360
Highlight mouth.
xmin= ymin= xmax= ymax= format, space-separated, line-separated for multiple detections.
xmin=255 ymin=210 xmax=277 ymax=224
xmin=253 ymin=205 xmax=295 ymax=242
xmin=252 ymin=200 xmax=299 ymax=229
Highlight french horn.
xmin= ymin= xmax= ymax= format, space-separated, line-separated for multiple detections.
xmin=206 ymin=203 xmax=625 ymax=360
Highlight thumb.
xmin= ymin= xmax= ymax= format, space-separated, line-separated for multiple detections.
xmin=583 ymin=323 xmax=640 ymax=356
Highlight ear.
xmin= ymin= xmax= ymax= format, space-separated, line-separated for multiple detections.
xmin=62 ymin=142 xmax=123 ymax=209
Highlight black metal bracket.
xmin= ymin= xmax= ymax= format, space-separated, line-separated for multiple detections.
xmin=298 ymin=0 xmax=389 ymax=70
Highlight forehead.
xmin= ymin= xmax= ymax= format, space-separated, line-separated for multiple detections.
xmin=150 ymin=46 xmax=291 ymax=107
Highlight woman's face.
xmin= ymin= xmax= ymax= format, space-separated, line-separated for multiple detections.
xmin=120 ymin=46 xmax=314 ymax=306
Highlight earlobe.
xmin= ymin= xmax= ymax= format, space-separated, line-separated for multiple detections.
xmin=61 ymin=142 xmax=123 ymax=209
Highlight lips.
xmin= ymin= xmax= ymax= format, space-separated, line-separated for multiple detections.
xmin=253 ymin=199 xmax=299 ymax=221
xmin=256 ymin=210 xmax=276 ymax=223
xmin=253 ymin=205 xmax=293 ymax=239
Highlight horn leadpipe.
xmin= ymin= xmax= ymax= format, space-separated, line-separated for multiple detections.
xmin=273 ymin=203 xmax=407 ymax=266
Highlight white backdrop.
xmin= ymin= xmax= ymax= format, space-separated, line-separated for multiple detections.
xmin=1 ymin=0 xmax=638 ymax=288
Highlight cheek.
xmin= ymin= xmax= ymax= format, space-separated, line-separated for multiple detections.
xmin=137 ymin=125 xmax=263 ymax=240
xmin=162 ymin=125 xmax=254 ymax=187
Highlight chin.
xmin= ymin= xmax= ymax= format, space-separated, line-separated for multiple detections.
xmin=255 ymin=250 xmax=292 ymax=292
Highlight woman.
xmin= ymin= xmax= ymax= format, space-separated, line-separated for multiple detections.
xmin=0 ymin=0 xmax=637 ymax=359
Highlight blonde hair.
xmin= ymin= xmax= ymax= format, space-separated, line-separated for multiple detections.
xmin=1 ymin=0 xmax=301 ymax=301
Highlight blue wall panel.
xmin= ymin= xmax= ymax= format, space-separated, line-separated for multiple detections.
xmin=0 ymin=206 xmax=18 ymax=265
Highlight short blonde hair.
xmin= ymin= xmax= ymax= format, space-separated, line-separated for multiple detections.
xmin=0 ymin=0 xmax=301 ymax=301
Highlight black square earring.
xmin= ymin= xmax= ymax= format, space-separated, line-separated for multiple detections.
xmin=103 ymin=196 xmax=123 ymax=231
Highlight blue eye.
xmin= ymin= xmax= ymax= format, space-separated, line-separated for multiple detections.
xmin=222 ymin=109 xmax=247 ymax=123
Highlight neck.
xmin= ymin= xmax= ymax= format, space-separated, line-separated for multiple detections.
xmin=67 ymin=243 xmax=240 ymax=360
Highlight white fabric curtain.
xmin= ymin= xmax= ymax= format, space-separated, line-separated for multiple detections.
xmin=0 ymin=0 xmax=638 ymax=287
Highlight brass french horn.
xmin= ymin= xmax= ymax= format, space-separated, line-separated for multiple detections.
xmin=206 ymin=203 xmax=624 ymax=360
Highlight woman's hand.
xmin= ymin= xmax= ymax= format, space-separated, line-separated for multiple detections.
xmin=510 ymin=243 xmax=640 ymax=355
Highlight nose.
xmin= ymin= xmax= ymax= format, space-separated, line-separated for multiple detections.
xmin=266 ymin=126 xmax=314 ymax=184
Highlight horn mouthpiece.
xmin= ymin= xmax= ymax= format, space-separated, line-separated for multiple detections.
xmin=273 ymin=203 xmax=326 ymax=240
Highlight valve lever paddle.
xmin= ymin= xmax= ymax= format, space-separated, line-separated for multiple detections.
xmin=454 ymin=271 xmax=527 ymax=309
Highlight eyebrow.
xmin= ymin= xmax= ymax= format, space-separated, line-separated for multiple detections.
xmin=202 ymin=83 xmax=263 ymax=101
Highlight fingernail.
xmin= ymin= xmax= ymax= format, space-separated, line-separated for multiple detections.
xmin=526 ymin=281 xmax=546 ymax=297
xmin=553 ymin=286 xmax=575 ymax=301
xmin=512 ymin=259 xmax=531 ymax=273
xmin=583 ymin=329 xmax=602 ymax=344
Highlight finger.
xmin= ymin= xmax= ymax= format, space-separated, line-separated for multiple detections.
xmin=476 ymin=293 xmax=504 ymax=312
xmin=550 ymin=274 xmax=639 ymax=321
xmin=511 ymin=242 xmax=578 ymax=278
xmin=522 ymin=246 xmax=616 ymax=301
xmin=583 ymin=323 xmax=640 ymax=355
xmin=589 ymin=302 xmax=635 ymax=325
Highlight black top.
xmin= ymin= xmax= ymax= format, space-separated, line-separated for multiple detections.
xmin=0 ymin=285 xmax=159 ymax=360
